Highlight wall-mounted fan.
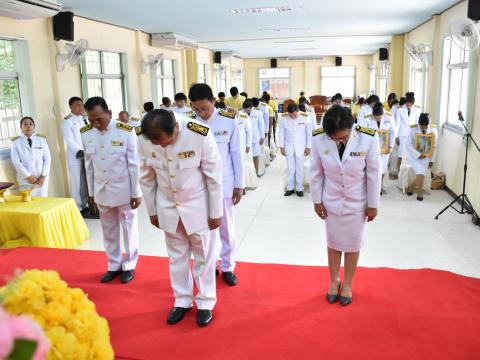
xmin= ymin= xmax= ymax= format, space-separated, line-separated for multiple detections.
xmin=56 ymin=39 xmax=89 ymax=72
xmin=140 ymin=54 xmax=164 ymax=74
xmin=405 ymin=42 xmax=433 ymax=65
xmin=405 ymin=42 xmax=421 ymax=62
xmin=449 ymin=16 xmax=480 ymax=51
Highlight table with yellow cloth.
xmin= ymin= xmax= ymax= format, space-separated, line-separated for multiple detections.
xmin=0 ymin=196 xmax=89 ymax=249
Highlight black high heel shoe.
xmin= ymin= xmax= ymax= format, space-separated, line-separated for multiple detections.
xmin=339 ymin=287 xmax=352 ymax=306
xmin=326 ymin=281 xmax=341 ymax=304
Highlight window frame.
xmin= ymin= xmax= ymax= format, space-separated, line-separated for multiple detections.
xmin=258 ymin=67 xmax=291 ymax=100
xmin=155 ymin=58 xmax=176 ymax=104
xmin=197 ymin=63 xmax=208 ymax=84
xmin=320 ymin=66 xmax=356 ymax=99
xmin=215 ymin=65 xmax=228 ymax=95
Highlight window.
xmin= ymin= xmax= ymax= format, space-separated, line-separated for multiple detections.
xmin=157 ymin=59 xmax=176 ymax=101
xmin=369 ymin=65 xmax=376 ymax=94
xmin=81 ymin=50 xmax=125 ymax=116
xmin=409 ymin=58 xmax=427 ymax=108
xmin=321 ymin=66 xmax=355 ymax=98
xmin=259 ymin=68 xmax=290 ymax=99
xmin=378 ymin=61 xmax=389 ymax=102
xmin=440 ymin=38 xmax=469 ymax=127
xmin=232 ymin=68 xmax=244 ymax=90
xmin=198 ymin=63 xmax=207 ymax=84
xmin=0 ymin=39 xmax=22 ymax=149
xmin=215 ymin=66 xmax=227 ymax=94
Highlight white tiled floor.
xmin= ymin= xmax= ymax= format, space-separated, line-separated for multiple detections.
xmin=80 ymin=155 xmax=480 ymax=278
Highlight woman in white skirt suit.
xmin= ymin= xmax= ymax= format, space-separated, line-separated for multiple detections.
xmin=406 ymin=113 xmax=438 ymax=201
xmin=310 ymin=105 xmax=381 ymax=306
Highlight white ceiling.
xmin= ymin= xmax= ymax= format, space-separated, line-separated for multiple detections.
xmin=61 ymin=0 xmax=459 ymax=58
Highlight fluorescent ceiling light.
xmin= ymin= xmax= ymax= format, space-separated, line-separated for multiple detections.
xmin=258 ymin=27 xmax=310 ymax=33
xmin=293 ymin=47 xmax=320 ymax=51
xmin=274 ymin=40 xmax=315 ymax=44
xmin=231 ymin=6 xmax=303 ymax=14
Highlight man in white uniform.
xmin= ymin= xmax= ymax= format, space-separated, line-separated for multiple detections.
xmin=62 ymin=97 xmax=89 ymax=213
xmin=118 ymin=111 xmax=140 ymax=127
xmin=138 ymin=109 xmax=223 ymax=327
xmin=171 ymin=92 xmax=193 ymax=117
xmin=189 ymin=83 xmax=245 ymax=287
xmin=279 ymin=104 xmax=312 ymax=197
xmin=81 ymin=97 xmax=142 ymax=284
xmin=396 ymin=93 xmax=420 ymax=168
xmin=244 ymin=99 xmax=265 ymax=174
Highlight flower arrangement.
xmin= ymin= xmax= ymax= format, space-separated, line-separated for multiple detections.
xmin=0 ymin=270 xmax=114 ymax=359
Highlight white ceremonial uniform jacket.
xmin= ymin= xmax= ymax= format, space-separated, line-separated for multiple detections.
xmin=81 ymin=120 xmax=142 ymax=207
xmin=258 ymin=101 xmax=270 ymax=134
xmin=279 ymin=112 xmax=313 ymax=156
xmin=249 ymin=109 xmax=265 ymax=145
xmin=397 ymin=105 xmax=420 ymax=137
xmin=236 ymin=111 xmax=253 ymax=151
xmin=406 ymin=124 xmax=438 ymax=164
xmin=10 ymin=133 xmax=51 ymax=184
xmin=310 ymin=126 xmax=381 ymax=215
xmin=62 ymin=113 xmax=87 ymax=161
xmin=127 ymin=117 xmax=141 ymax=127
xmin=357 ymin=112 xmax=397 ymax=151
xmin=306 ymin=105 xmax=317 ymax=129
xmin=138 ymin=115 xmax=223 ymax=235
xmin=356 ymin=104 xmax=372 ymax=125
xmin=171 ymin=106 xmax=193 ymax=116
xmin=198 ymin=109 xmax=245 ymax=198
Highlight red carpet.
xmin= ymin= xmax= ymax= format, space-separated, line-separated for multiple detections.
xmin=1 ymin=247 xmax=479 ymax=360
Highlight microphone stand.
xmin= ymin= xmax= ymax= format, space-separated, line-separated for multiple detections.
xmin=435 ymin=112 xmax=480 ymax=220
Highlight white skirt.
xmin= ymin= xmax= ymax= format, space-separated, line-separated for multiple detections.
xmin=244 ymin=152 xmax=258 ymax=189
xmin=324 ymin=211 xmax=366 ymax=252
xmin=263 ymin=145 xmax=271 ymax=166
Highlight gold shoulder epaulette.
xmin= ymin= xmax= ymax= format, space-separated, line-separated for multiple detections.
xmin=187 ymin=122 xmax=209 ymax=136
xmin=312 ymin=128 xmax=325 ymax=136
xmin=219 ymin=110 xmax=235 ymax=119
xmin=36 ymin=133 xmax=46 ymax=139
xmin=410 ymin=124 xmax=417 ymax=128
xmin=364 ymin=114 xmax=372 ymax=119
xmin=385 ymin=111 xmax=392 ymax=116
xmin=300 ymin=112 xmax=308 ymax=117
xmin=239 ymin=113 xmax=248 ymax=118
xmin=135 ymin=126 xmax=142 ymax=136
xmin=356 ymin=125 xmax=376 ymax=136
xmin=10 ymin=135 xmax=20 ymax=141
xmin=64 ymin=114 xmax=72 ymax=120
xmin=116 ymin=122 xmax=133 ymax=132
xmin=130 ymin=117 xmax=139 ymax=122
xmin=80 ymin=124 xmax=92 ymax=133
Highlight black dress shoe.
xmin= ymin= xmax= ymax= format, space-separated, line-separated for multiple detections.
xmin=167 ymin=307 xmax=191 ymax=325
xmin=326 ymin=282 xmax=341 ymax=304
xmin=407 ymin=192 xmax=413 ymax=196
xmin=417 ymin=196 xmax=424 ymax=201
xmin=284 ymin=190 xmax=295 ymax=197
xmin=296 ymin=191 xmax=304 ymax=197
xmin=100 ymin=270 xmax=121 ymax=283
xmin=120 ymin=269 xmax=135 ymax=284
xmin=340 ymin=295 xmax=352 ymax=306
xmin=222 ymin=271 xmax=238 ymax=286
xmin=197 ymin=309 xmax=213 ymax=327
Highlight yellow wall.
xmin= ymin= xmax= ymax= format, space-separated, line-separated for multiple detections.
xmin=244 ymin=55 xmax=373 ymax=101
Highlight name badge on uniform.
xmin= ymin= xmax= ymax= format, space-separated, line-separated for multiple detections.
xmin=111 ymin=141 xmax=124 ymax=146
xmin=178 ymin=150 xmax=195 ymax=159
xmin=298 ymin=122 xmax=305 ymax=125
xmin=214 ymin=131 xmax=229 ymax=136
xmin=34 ymin=147 xmax=43 ymax=149
xmin=350 ymin=152 xmax=367 ymax=156
xmin=323 ymin=149 xmax=330 ymax=155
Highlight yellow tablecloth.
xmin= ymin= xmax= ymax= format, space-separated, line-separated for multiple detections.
xmin=0 ymin=196 xmax=89 ymax=249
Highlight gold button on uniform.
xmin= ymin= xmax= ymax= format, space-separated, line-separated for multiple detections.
xmin=170 ymin=174 xmax=175 ymax=179
xmin=172 ymin=189 xmax=177 ymax=193
xmin=175 ymin=202 xmax=180 ymax=206
xmin=168 ymin=157 xmax=173 ymax=162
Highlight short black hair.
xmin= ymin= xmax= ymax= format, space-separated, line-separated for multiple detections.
xmin=189 ymin=83 xmax=214 ymax=102
xmin=230 ymin=87 xmax=239 ymax=96
xmin=372 ymin=103 xmax=384 ymax=116
xmin=299 ymin=96 xmax=309 ymax=105
xmin=162 ymin=97 xmax=171 ymax=106
xmin=20 ymin=116 xmax=35 ymax=127
xmin=251 ymin=97 xmax=260 ymax=107
xmin=84 ymin=97 xmax=109 ymax=112
xmin=240 ymin=92 xmax=248 ymax=98
xmin=418 ymin=113 xmax=430 ymax=126
xmin=300 ymin=91 xmax=305 ymax=96
xmin=69 ymin=97 xmax=83 ymax=106
xmin=174 ymin=92 xmax=187 ymax=102
xmin=216 ymin=101 xmax=227 ymax=110
xmin=218 ymin=92 xmax=225 ymax=98
xmin=333 ymin=93 xmax=343 ymax=101
xmin=391 ymin=99 xmax=399 ymax=106
xmin=143 ymin=102 xmax=154 ymax=112
xmin=323 ymin=105 xmax=354 ymax=136
xmin=356 ymin=97 xmax=365 ymax=105
xmin=263 ymin=93 xmax=271 ymax=102
xmin=287 ymin=103 xmax=299 ymax=113
xmin=399 ymin=97 xmax=406 ymax=106
xmin=141 ymin=109 xmax=177 ymax=139
xmin=243 ymin=100 xmax=253 ymax=109
xmin=405 ymin=93 xmax=415 ymax=104
xmin=367 ymin=95 xmax=380 ymax=105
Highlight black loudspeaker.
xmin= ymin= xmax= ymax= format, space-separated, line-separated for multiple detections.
xmin=379 ymin=48 xmax=389 ymax=61
xmin=53 ymin=11 xmax=74 ymax=41
xmin=214 ymin=51 xmax=221 ymax=64
xmin=335 ymin=56 xmax=342 ymax=66
xmin=271 ymin=58 xmax=277 ymax=68
xmin=468 ymin=0 xmax=480 ymax=21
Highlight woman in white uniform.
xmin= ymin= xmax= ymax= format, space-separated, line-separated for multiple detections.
xmin=406 ymin=113 xmax=438 ymax=201
xmin=358 ymin=103 xmax=396 ymax=194
xmin=236 ymin=101 xmax=256 ymax=189
xmin=310 ymin=105 xmax=381 ymax=306
xmin=356 ymin=95 xmax=379 ymax=125
xmin=10 ymin=116 xmax=51 ymax=197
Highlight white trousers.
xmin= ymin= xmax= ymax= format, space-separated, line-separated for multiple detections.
xmin=212 ymin=197 xmax=236 ymax=272
xmin=286 ymin=154 xmax=305 ymax=191
xmin=165 ymin=220 xmax=216 ymax=310
xmin=67 ymin=158 xmax=88 ymax=210
xmin=97 ymin=203 xmax=139 ymax=271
